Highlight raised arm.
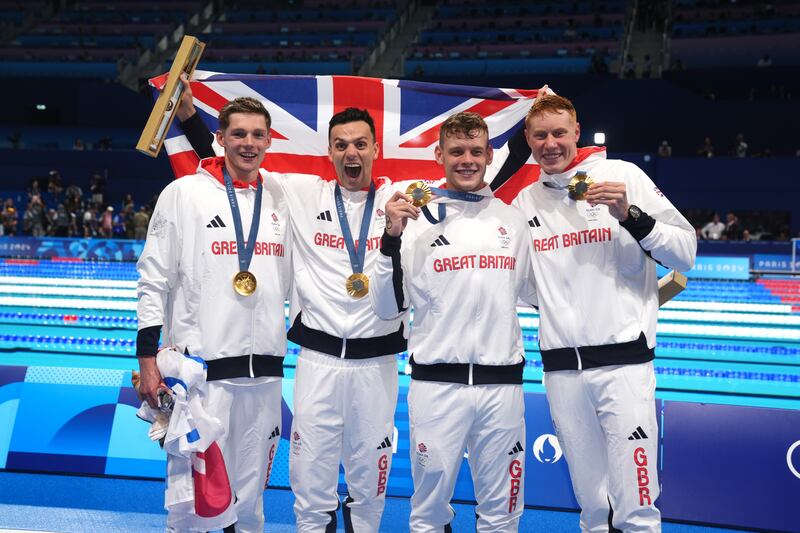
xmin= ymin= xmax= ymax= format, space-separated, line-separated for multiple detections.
xmin=174 ymin=73 xmax=216 ymax=159
xmin=369 ymin=191 xmax=419 ymax=320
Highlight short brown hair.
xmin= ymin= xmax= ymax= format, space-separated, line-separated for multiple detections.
xmin=439 ymin=112 xmax=488 ymax=144
xmin=218 ymin=97 xmax=271 ymax=131
xmin=526 ymin=94 xmax=577 ymax=127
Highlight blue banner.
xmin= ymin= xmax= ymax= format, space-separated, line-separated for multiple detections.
xmin=657 ymin=256 xmax=750 ymax=280
xmin=753 ymin=254 xmax=800 ymax=272
xmin=0 ymin=237 xmax=142 ymax=261
xmin=659 ymin=402 xmax=800 ymax=532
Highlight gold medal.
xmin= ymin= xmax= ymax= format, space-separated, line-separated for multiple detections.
xmin=568 ymin=172 xmax=593 ymax=201
xmin=233 ymin=271 xmax=257 ymax=296
xmin=406 ymin=181 xmax=432 ymax=207
xmin=346 ymin=272 xmax=369 ymax=299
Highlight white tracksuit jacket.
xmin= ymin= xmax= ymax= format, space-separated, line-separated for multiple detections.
xmin=371 ymin=184 xmax=537 ymax=374
xmin=280 ymin=174 xmax=407 ymax=356
xmin=136 ymin=157 xmax=292 ymax=373
xmin=512 ymin=148 xmax=696 ymax=369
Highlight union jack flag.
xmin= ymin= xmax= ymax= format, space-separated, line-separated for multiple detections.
xmin=150 ymin=71 xmax=545 ymax=203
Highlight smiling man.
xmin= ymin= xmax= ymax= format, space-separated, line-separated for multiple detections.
xmin=283 ymin=108 xmax=405 ymax=533
xmin=371 ymin=112 xmax=537 ymax=532
xmin=136 ymin=97 xmax=292 ymax=533
xmin=514 ymin=93 xmax=696 ymax=532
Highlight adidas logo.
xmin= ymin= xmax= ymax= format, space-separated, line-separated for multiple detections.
xmin=376 ymin=437 xmax=392 ymax=450
xmin=508 ymin=441 xmax=524 ymax=455
xmin=206 ymin=215 xmax=226 ymax=228
xmin=269 ymin=426 xmax=281 ymax=439
xmin=628 ymin=426 xmax=648 ymax=440
xmin=528 ymin=216 xmax=541 ymax=228
xmin=317 ymin=210 xmax=332 ymax=222
xmin=430 ymin=235 xmax=451 ymax=247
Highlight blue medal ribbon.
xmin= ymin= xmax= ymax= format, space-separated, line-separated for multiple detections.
xmin=223 ymin=168 xmax=263 ymax=273
xmin=430 ymin=187 xmax=484 ymax=202
xmin=421 ymin=186 xmax=484 ymax=225
xmin=334 ymin=181 xmax=375 ymax=275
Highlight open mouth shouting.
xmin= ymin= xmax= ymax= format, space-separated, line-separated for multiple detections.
xmin=344 ymin=162 xmax=362 ymax=179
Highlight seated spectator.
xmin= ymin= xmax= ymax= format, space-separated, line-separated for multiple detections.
xmin=623 ymin=54 xmax=636 ymax=79
xmin=114 ymin=204 xmax=134 ymax=239
xmin=734 ymin=133 xmax=748 ymax=158
xmin=73 ymin=138 xmax=86 ymax=151
xmin=82 ymin=204 xmax=99 ymax=238
xmin=99 ymin=206 xmax=114 ymax=238
xmin=697 ymin=137 xmax=714 ymax=158
xmin=45 ymin=208 xmax=57 ymax=236
xmin=641 ymin=54 xmax=652 ymax=79
xmin=53 ymin=204 xmax=70 ymax=237
xmin=657 ymin=140 xmax=672 ymax=157
xmin=90 ymin=173 xmax=105 ymax=205
xmin=701 ymin=213 xmax=725 ymax=240
xmin=48 ymin=170 xmax=64 ymax=200
xmin=1 ymin=199 xmax=17 ymax=236
xmin=29 ymin=178 xmax=41 ymax=199
xmin=64 ymin=185 xmax=84 ymax=217
xmin=742 ymin=229 xmax=753 ymax=241
xmin=724 ymin=212 xmax=743 ymax=240
xmin=23 ymin=195 xmax=46 ymax=237
xmin=757 ymin=54 xmax=772 ymax=67
xmin=133 ymin=206 xmax=150 ymax=241
xmin=121 ymin=193 xmax=135 ymax=211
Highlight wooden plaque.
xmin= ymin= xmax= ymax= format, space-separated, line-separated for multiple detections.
xmin=658 ymin=270 xmax=688 ymax=307
xmin=136 ymin=35 xmax=205 ymax=158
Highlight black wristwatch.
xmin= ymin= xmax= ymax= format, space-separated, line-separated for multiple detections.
xmin=627 ymin=204 xmax=642 ymax=221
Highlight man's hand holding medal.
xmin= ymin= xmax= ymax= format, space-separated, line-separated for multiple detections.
xmin=384 ymin=190 xmax=421 ymax=237
xmin=584 ymin=181 xmax=630 ymax=221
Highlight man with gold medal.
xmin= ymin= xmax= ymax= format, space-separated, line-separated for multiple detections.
xmin=136 ymin=97 xmax=292 ymax=533
xmin=513 ymin=92 xmax=696 ymax=532
xmin=371 ymin=112 xmax=538 ymax=532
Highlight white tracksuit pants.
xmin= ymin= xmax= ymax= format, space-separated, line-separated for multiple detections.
xmin=408 ymin=381 xmax=526 ymax=533
xmin=545 ymin=362 xmax=661 ymax=533
xmin=191 ymin=379 xmax=282 ymax=533
xmin=290 ymin=349 xmax=399 ymax=533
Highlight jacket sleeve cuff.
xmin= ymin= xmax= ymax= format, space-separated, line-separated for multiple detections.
xmin=619 ymin=211 xmax=656 ymax=242
xmin=136 ymin=325 xmax=162 ymax=357
xmin=380 ymin=231 xmax=402 ymax=256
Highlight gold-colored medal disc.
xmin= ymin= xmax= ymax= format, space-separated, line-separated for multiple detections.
xmin=406 ymin=181 xmax=432 ymax=207
xmin=233 ymin=271 xmax=257 ymax=296
xmin=568 ymin=172 xmax=594 ymax=201
xmin=346 ymin=272 xmax=369 ymax=299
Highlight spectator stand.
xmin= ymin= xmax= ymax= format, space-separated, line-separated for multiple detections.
xmin=404 ymin=0 xmax=628 ymax=77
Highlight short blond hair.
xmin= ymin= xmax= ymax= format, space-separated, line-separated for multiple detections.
xmin=439 ymin=112 xmax=488 ymax=144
